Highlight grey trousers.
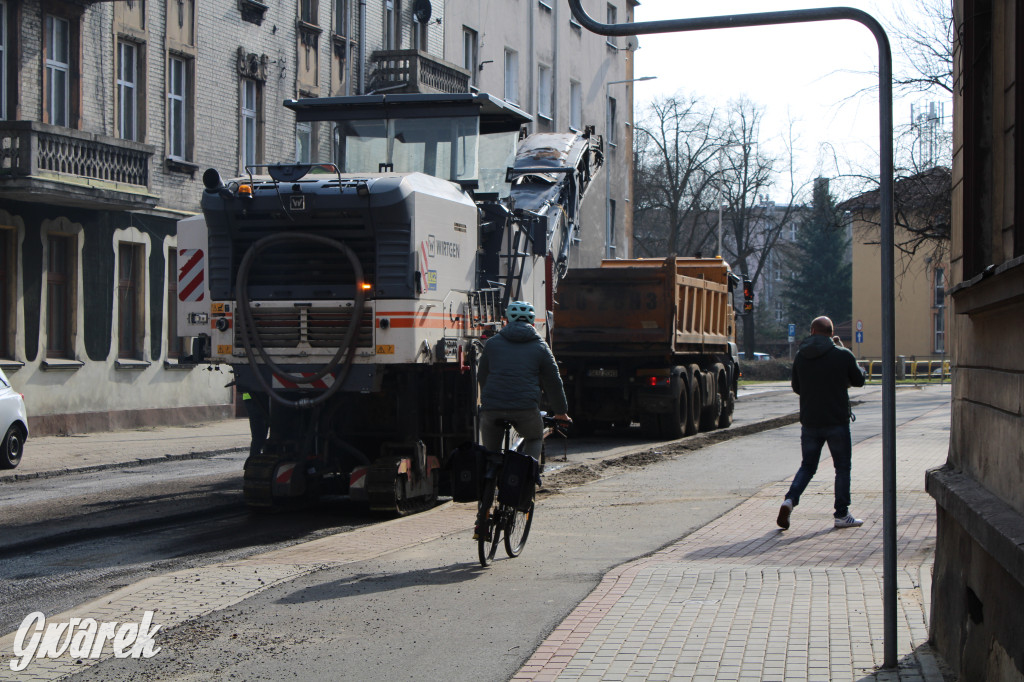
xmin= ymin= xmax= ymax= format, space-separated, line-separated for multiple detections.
xmin=479 ymin=408 xmax=544 ymax=460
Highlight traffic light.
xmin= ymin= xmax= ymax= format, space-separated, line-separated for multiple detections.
xmin=742 ymin=279 xmax=754 ymax=313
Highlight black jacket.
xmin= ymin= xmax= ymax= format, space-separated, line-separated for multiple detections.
xmin=791 ymin=335 xmax=866 ymax=426
xmin=479 ymin=322 xmax=569 ymax=414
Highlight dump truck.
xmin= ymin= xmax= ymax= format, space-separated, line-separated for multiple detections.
xmin=553 ymin=256 xmax=741 ymax=439
xmin=176 ymin=92 xmax=602 ymax=513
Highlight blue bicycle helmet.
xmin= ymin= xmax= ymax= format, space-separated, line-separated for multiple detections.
xmin=506 ymin=300 xmax=536 ymax=324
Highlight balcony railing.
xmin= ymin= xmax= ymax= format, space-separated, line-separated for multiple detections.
xmin=0 ymin=121 xmax=156 ymax=210
xmin=368 ymin=50 xmax=471 ymax=95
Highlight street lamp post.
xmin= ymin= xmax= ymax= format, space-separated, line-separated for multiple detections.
xmin=605 ymin=76 xmax=656 ymax=260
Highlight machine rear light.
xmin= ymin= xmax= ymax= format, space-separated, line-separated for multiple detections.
xmin=361 ymin=283 xmax=372 ymax=290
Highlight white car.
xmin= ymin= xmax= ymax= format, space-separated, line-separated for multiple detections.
xmin=0 ymin=368 xmax=27 ymax=469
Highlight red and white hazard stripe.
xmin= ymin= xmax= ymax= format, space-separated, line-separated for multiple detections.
xmin=272 ymin=372 xmax=335 ymax=390
xmin=178 ymin=248 xmax=205 ymax=302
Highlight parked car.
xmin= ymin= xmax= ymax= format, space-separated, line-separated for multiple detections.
xmin=0 ymin=368 xmax=27 ymax=469
xmin=738 ymin=352 xmax=772 ymax=361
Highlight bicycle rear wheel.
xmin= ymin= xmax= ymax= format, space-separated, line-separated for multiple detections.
xmin=477 ymin=479 xmax=502 ymax=567
xmin=504 ymin=501 xmax=534 ymax=557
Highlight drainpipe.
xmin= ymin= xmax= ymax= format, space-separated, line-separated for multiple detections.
xmin=528 ymin=0 xmax=535 ymax=126
xmin=358 ymin=0 xmax=367 ymax=94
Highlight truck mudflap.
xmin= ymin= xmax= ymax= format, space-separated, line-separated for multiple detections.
xmin=366 ymin=442 xmax=440 ymax=515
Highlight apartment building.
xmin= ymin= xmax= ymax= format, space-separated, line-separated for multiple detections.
xmin=0 ymin=0 xmax=636 ymax=434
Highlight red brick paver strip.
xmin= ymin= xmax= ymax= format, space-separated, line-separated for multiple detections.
xmin=514 ymin=406 xmax=950 ymax=682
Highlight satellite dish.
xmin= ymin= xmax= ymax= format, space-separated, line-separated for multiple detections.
xmin=413 ymin=0 xmax=432 ymax=24
xmin=623 ymin=35 xmax=640 ymax=51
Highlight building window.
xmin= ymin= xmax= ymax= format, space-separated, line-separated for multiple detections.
xmin=413 ymin=13 xmax=427 ymax=51
xmin=241 ymin=78 xmax=260 ymax=170
xmin=300 ymin=0 xmax=318 ymax=24
xmin=117 ymin=40 xmax=138 ymax=140
xmin=118 ymin=242 xmax=144 ymax=360
xmin=168 ymin=55 xmax=192 ymax=160
xmin=296 ymin=121 xmax=312 ymax=163
xmin=569 ymin=80 xmax=582 ymax=131
xmin=537 ymin=64 xmax=552 ymax=121
xmin=462 ymin=27 xmax=478 ymax=87
xmin=607 ymin=96 xmax=617 ymax=146
xmin=606 ymin=4 xmax=618 ymax=48
xmin=0 ymin=229 xmax=12 ymax=358
xmin=934 ymin=309 xmax=945 ymax=354
xmin=167 ymin=248 xmax=185 ymax=360
xmin=46 ymin=234 xmax=74 ymax=359
xmin=45 ymin=14 xmax=71 ymax=127
xmin=933 ymin=267 xmax=945 ymax=308
xmin=384 ymin=0 xmax=399 ymax=50
xmin=334 ymin=0 xmax=349 ymax=36
xmin=504 ymin=49 xmax=519 ymax=105
xmin=0 ymin=1 xmax=7 ymax=120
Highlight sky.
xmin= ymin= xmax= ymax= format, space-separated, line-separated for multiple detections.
xmin=629 ymin=0 xmax=948 ymax=202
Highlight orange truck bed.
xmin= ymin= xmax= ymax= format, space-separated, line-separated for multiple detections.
xmin=553 ymin=257 xmax=737 ymax=357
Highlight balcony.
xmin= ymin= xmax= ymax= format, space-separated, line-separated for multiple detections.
xmin=368 ymin=50 xmax=471 ymax=95
xmin=0 ymin=121 xmax=158 ymax=211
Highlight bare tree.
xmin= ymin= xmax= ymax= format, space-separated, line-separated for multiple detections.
xmin=891 ymin=0 xmax=954 ymax=96
xmin=827 ymin=0 xmax=953 ymax=278
xmin=632 ymin=95 xmax=721 ymax=258
xmin=717 ymin=99 xmax=805 ymax=357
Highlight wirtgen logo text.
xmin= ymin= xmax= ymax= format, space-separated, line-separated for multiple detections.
xmin=10 ymin=611 xmax=161 ymax=672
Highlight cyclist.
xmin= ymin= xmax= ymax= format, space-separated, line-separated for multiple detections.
xmin=478 ymin=301 xmax=571 ymax=461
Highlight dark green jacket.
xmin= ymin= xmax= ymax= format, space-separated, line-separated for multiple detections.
xmin=791 ymin=335 xmax=866 ymax=426
xmin=479 ymin=322 xmax=569 ymax=414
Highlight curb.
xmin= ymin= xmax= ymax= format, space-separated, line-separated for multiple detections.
xmin=540 ymin=411 xmax=802 ymax=492
xmin=0 ymin=446 xmax=248 ymax=485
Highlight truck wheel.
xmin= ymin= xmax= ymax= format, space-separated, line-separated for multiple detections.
xmin=684 ymin=366 xmax=700 ymax=436
xmin=715 ymin=363 xmax=734 ymax=428
xmin=699 ymin=388 xmax=722 ymax=431
xmin=658 ymin=376 xmax=686 ymax=440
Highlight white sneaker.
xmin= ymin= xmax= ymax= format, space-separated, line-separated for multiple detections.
xmin=834 ymin=513 xmax=864 ymax=528
xmin=777 ymin=499 xmax=794 ymax=529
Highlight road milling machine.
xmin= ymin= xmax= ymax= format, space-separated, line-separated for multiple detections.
xmin=177 ymin=93 xmax=602 ymax=513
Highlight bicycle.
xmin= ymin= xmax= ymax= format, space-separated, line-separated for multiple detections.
xmin=475 ymin=414 xmax=567 ymax=567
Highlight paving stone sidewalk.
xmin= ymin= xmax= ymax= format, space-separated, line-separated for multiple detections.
xmin=513 ymin=405 xmax=952 ymax=682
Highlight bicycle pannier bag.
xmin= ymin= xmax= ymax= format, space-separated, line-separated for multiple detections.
xmin=498 ymin=449 xmax=540 ymax=512
xmin=448 ymin=442 xmax=486 ymax=502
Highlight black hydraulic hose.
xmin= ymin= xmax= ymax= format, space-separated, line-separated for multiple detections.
xmin=235 ymin=232 xmax=367 ymax=409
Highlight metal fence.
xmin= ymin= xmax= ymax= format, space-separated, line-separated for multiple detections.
xmin=858 ymin=358 xmax=951 ymax=382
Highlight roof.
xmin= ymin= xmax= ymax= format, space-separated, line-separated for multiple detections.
xmin=838 ymin=166 xmax=951 ymax=214
xmin=284 ymin=92 xmax=532 ymax=134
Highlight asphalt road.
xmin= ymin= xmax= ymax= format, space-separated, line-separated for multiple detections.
xmin=0 ymin=382 xmax=949 ymax=681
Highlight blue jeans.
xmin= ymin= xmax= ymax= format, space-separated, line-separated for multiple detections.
xmin=785 ymin=424 xmax=852 ymax=518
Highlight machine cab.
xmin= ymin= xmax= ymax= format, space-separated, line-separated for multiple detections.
xmin=286 ymin=93 xmax=532 ymax=197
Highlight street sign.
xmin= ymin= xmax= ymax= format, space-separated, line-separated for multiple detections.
xmin=788 ymin=323 xmax=796 ymax=336
xmin=856 ymin=330 xmax=864 ymax=344
xmin=856 ymin=320 xmax=863 ymax=331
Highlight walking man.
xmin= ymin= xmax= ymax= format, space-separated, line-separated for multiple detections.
xmin=777 ymin=316 xmax=867 ymax=530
